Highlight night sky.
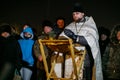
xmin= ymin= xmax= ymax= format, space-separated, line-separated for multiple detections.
xmin=0 ymin=0 xmax=119 ymax=30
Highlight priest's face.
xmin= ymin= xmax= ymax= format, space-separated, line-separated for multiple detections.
xmin=72 ymin=12 xmax=84 ymax=22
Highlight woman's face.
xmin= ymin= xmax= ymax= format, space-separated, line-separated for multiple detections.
xmin=117 ymin=31 xmax=120 ymax=41
xmin=101 ymin=34 xmax=107 ymax=41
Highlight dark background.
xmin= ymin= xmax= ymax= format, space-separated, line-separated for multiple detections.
xmin=0 ymin=0 xmax=119 ymax=31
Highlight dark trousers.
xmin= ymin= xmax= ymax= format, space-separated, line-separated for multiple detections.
xmin=104 ymin=78 xmax=120 ymax=80
xmin=83 ymin=66 xmax=93 ymax=80
xmin=0 ymin=62 xmax=15 ymax=80
xmin=37 ymin=69 xmax=47 ymax=80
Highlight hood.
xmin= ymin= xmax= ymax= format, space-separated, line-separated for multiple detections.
xmin=110 ymin=24 xmax=120 ymax=44
xmin=20 ymin=27 xmax=34 ymax=39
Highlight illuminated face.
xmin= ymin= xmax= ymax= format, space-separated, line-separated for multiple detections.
xmin=117 ymin=31 xmax=120 ymax=41
xmin=44 ymin=26 xmax=52 ymax=34
xmin=57 ymin=19 xmax=65 ymax=28
xmin=24 ymin=32 xmax=32 ymax=38
xmin=72 ymin=12 xmax=84 ymax=22
xmin=1 ymin=32 xmax=10 ymax=38
xmin=101 ymin=34 xmax=108 ymax=41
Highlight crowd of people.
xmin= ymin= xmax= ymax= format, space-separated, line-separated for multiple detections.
xmin=0 ymin=2 xmax=120 ymax=80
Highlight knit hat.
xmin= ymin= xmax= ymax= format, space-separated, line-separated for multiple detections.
xmin=0 ymin=24 xmax=11 ymax=34
xmin=98 ymin=27 xmax=110 ymax=37
xmin=42 ymin=20 xmax=53 ymax=28
xmin=72 ymin=3 xmax=84 ymax=13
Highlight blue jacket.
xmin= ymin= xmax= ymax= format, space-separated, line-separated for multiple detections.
xmin=18 ymin=27 xmax=35 ymax=66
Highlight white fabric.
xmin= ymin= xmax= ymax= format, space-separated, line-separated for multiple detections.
xmin=54 ymin=63 xmax=62 ymax=78
xmin=54 ymin=56 xmax=83 ymax=79
xmin=59 ymin=16 xmax=103 ymax=80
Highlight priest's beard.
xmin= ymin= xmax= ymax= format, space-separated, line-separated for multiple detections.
xmin=75 ymin=17 xmax=85 ymax=23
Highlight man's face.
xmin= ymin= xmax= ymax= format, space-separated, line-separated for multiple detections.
xmin=72 ymin=12 xmax=84 ymax=22
xmin=44 ymin=26 xmax=52 ymax=34
xmin=57 ymin=19 xmax=65 ymax=28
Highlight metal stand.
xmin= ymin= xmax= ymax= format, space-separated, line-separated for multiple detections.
xmin=38 ymin=39 xmax=86 ymax=80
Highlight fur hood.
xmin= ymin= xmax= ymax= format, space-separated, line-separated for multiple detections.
xmin=110 ymin=24 xmax=120 ymax=44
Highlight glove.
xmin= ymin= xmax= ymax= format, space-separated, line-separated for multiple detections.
xmin=64 ymin=29 xmax=77 ymax=42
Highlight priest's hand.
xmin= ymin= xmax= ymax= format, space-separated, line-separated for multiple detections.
xmin=64 ymin=29 xmax=77 ymax=42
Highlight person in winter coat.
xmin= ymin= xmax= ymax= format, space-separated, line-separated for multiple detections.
xmin=53 ymin=17 xmax=66 ymax=38
xmin=34 ymin=20 xmax=56 ymax=80
xmin=98 ymin=26 xmax=110 ymax=57
xmin=18 ymin=25 xmax=35 ymax=80
xmin=0 ymin=24 xmax=22 ymax=80
xmin=102 ymin=24 xmax=120 ymax=80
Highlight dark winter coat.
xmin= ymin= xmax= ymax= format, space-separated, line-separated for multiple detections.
xmin=0 ymin=36 xmax=22 ymax=67
xmin=102 ymin=25 xmax=120 ymax=79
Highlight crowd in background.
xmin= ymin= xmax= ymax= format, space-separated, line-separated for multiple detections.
xmin=0 ymin=3 xmax=120 ymax=80
xmin=0 ymin=16 xmax=66 ymax=80
xmin=0 ymin=16 xmax=120 ymax=80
